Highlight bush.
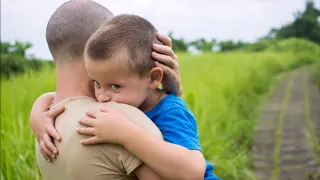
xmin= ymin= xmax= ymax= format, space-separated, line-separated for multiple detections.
xmin=0 ymin=41 xmax=54 ymax=78
xmin=0 ymin=53 xmax=54 ymax=79
xmin=268 ymin=38 xmax=320 ymax=66
xmin=0 ymin=54 xmax=26 ymax=78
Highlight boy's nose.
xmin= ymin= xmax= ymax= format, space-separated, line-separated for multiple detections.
xmin=97 ymin=93 xmax=111 ymax=103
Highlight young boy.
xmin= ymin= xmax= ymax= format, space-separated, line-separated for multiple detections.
xmin=32 ymin=15 xmax=220 ymax=180
xmin=77 ymin=14 xmax=220 ymax=180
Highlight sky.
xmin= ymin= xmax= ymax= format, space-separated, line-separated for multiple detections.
xmin=1 ymin=0 xmax=318 ymax=59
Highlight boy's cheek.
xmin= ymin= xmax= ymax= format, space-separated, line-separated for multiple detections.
xmin=113 ymin=94 xmax=134 ymax=106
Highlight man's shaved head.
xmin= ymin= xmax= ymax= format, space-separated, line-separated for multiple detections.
xmin=46 ymin=0 xmax=114 ymax=61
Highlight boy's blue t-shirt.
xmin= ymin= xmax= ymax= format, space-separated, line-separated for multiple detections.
xmin=145 ymin=93 xmax=221 ymax=180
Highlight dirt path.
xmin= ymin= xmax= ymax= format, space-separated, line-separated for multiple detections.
xmin=252 ymin=67 xmax=320 ymax=180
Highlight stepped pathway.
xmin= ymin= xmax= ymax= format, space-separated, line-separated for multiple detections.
xmin=252 ymin=67 xmax=320 ymax=180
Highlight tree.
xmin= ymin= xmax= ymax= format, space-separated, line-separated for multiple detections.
xmin=1 ymin=42 xmax=11 ymax=54
xmin=11 ymin=41 xmax=32 ymax=57
xmin=1 ymin=41 xmax=32 ymax=57
xmin=0 ymin=41 xmax=53 ymax=78
xmin=189 ymin=38 xmax=216 ymax=52
xmin=168 ymin=31 xmax=189 ymax=52
xmin=274 ymin=0 xmax=320 ymax=44
xmin=218 ymin=41 xmax=238 ymax=52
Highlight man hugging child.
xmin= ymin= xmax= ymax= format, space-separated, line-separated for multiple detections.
xmin=34 ymin=14 xmax=220 ymax=180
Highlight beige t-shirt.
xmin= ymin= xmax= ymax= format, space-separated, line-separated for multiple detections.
xmin=36 ymin=96 xmax=163 ymax=180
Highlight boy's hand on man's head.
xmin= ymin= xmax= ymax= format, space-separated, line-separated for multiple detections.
xmin=152 ymin=32 xmax=182 ymax=97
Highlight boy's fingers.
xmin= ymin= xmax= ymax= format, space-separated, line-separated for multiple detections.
xmin=43 ymin=134 xmax=58 ymax=157
xmin=100 ymin=107 xmax=114 ymax=113
xmin=46 ymin=125 xmax=61 ymax=141
xmin=156 ymin=32 xmax=172 ymax=48
xmin=152 ymin=44 xmax=174 ymax=58
xmin=40 ymin=141 xmax=52 ymax=162
xmin=152 ymin=52 xmax=178 ymax=70
xmin=80 ymin=137 xmax=99 ymax=145
xmin=76 ymin=127 xmax=95 ymax=135
xmin=78 ymin=119 xmax=96 ymax=127
xmin=99 ymin=107 xmax=109 ymax=112
xmin=48 ymin=105 xmax=65 ymax=118
xmin=40 ymin=148 xmax=51 ymax=163
xmin=86 ymin=110 xmax=98 ymax=118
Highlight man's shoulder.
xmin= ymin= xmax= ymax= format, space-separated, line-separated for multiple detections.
xmin=51 ymin=96 xmax=100 ymax=110
xmin=103 ymin=101 xmax=141 ymax=111
xmin=105 ymin=102 xmax=163 ymax=140
xmin=52 ymin=97 xmax=101 ymax=125
xmin=52 ymin=97 xmax=139 ymax=110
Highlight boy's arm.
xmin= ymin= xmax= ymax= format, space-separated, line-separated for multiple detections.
xmin=153 ymin=32 xmax=182 ymax=97
xmin=30 ymin=92 xmax=64 ymax=162
xmin=134 ymin=164 xmax=164 ymax=180
xmin=77 ymin=107 xmax=206 ymax=180
xmin=124 ymin=124 xmax=206 ymax=180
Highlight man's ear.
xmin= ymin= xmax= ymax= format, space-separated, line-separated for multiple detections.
xmin=148 ymin=67 xmax=163 ymax=89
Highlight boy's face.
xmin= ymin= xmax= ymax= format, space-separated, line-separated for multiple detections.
xmin=85 ymin=56 xmax=150 ymax=108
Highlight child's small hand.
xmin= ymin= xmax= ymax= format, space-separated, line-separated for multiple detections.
xmin=76 ymin=107 xmax=136 ymax=145
xmin=152 ymin=32 xmax=182 ymax=97
xmin=30 ymin=105 xmax=65 ymax=162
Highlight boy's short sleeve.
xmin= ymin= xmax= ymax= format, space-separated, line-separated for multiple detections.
xmin=155 ymin=108 xmax=201 ymax=151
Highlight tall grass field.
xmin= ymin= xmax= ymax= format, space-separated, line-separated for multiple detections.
xmin=1 ymin=39 xmax=320 ymax=180
xmin=316 ymin=60 xmax=320 ymax=87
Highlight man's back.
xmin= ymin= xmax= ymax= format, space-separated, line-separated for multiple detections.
xmin=36 ymin=97 xmax=162 ymax=180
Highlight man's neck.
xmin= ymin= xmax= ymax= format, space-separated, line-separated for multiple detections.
xmin=54 ymin=65 xmax=95 ymax=103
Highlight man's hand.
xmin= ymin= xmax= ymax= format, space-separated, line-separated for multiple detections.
xmin=76 ymin=107 xmax=137 ymax=145
xmin=152 ymin=32 xmax=182 ymax=97
xmin=30 ymin=105 xmax=65 ymax=162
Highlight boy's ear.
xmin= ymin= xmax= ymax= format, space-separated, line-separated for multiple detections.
xmin=148 ymin=67 xmax=163 ymax=89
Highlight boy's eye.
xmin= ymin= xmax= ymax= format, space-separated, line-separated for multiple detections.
xmin=110 ymin=84 xmax=121 ymax=89
xmin=94 ymin=81 xmax=101 ymax=87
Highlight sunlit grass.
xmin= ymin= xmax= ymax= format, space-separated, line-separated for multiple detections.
xmin=1 ymin=67 xmax=56 ymax=180
xmin=178 ymin=51 xmax=315 ymax=179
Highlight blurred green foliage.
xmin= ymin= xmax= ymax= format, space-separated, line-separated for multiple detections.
xmin=168 ymin=0 xmax=320 ymax=53
xmin=1 ymin=41 xmax=54 ymax=78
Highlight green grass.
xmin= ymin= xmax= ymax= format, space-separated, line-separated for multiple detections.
xmin=0 ymin=51 xmax=318 ymax=180
xmin=316 ymin=61 xmax=320 ymax=87
xmin=178 ymin=51 xmax=316 ymax=179
xmin=304 ymin=72 xmax=320 ymax=165
xmin=1 ymin=67 xmax=55 ymax=180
